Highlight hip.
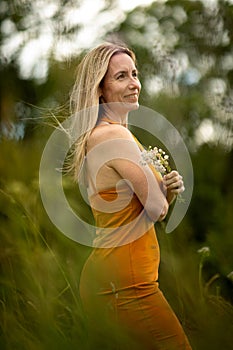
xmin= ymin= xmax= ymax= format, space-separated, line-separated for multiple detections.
xmin=80 ymin=230 xmax=160 ymax=294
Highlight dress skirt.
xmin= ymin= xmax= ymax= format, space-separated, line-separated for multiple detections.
xmin=79 ymin=185 xmax=192 ymax=349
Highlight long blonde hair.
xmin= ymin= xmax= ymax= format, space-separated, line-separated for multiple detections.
xmin=69 ymin=42 xmax=136 ymax=182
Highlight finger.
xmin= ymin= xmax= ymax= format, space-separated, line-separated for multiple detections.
xmin=166 ymin=180 xmax=183 ymax=190
xmin=164 ymin=170 xmax=179 ymax=180
xmin=166 ymin=176 xmax=184 ymax=189
xmin=164 ymin=174 xmax=183 ymax=186
xmin=171 ymin=184 xmax=185 ymax=194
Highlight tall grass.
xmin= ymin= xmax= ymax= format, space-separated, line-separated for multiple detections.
xmin=0 ymin=139 xmax=90 ymax=349
xmin=1 ymin=138 xmax=233 ymax=349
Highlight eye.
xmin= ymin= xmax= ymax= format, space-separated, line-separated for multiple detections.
xmin=133 ymin=71 xmax=138 ymax=78
xmin=117 ymin=73 xmax=125 ymax=80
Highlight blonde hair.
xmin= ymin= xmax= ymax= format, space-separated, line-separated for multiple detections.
xmin=69 ymin=42 xmax=136 ymax=182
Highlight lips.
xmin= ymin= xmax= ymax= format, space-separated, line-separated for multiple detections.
xmin=125 ymin=93 xmax=138 ymax=100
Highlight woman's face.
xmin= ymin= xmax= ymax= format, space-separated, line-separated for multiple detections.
xmin=100 ymin=53 xmax=141 ymax=115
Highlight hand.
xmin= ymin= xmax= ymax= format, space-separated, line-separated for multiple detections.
xmin=163 ymin=170 xmax=185 ymax=204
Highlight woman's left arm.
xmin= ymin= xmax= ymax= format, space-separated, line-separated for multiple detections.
xmin=163 ymin=170 xmax=185 ymax=205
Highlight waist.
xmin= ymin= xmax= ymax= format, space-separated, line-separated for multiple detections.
xmin=89 ymin=185 xmax=154 ymax=247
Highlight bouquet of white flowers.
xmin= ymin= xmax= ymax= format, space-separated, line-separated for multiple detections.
xmin=140 ymin=146 xmax=171 ymax=176
xmin=140 ymin=145 xmax=185 ymax=203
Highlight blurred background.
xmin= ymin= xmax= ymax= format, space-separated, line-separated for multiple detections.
xmin=1 ymin=0 xmax=233 ymax=349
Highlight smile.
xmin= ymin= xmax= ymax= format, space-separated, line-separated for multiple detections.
xmin=125 ymin=94 xmax=138 ymax=100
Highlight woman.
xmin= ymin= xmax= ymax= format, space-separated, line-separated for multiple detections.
xmin=70 ymin=42 xmax=192 ymax=349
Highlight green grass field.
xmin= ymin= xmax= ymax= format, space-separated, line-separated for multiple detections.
xmin=1 ymin=138 xmax=233 ymax=350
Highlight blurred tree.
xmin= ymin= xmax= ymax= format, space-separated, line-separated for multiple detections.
xmin=0 ymin=0 xmax=123 ymax=138
xmin=113 ymin=0 xmax=233 ymax=151
xmin=1 ymin=0 xmax=233 ymax=148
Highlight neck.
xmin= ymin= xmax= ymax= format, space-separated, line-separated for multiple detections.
xmin=100 ymin=105 xmax=128 ymax=126
xmin=104 ymin=113 xmax=128 ymax=125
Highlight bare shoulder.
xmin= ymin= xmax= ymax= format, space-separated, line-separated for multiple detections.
xmin=88 ymin=124 xmax=134 ymax=150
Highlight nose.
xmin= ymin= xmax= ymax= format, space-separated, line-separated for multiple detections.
xmin=129 ymin=77 xmax=141 ymax=92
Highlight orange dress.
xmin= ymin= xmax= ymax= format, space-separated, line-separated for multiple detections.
xmin=79 ymin=131 xmax=192 ymax=350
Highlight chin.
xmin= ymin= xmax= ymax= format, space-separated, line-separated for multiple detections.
xmin=124 ymin=101 xmax=140 ymax=112
xmin=129 ymin=103 xmax=140 ymax=112
xmin=132 ymin=102 xmax=139 ymax=109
